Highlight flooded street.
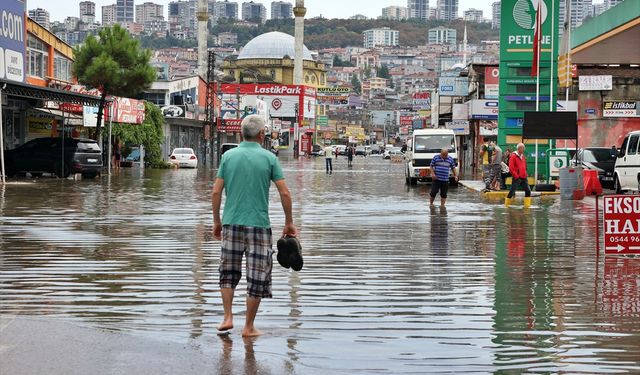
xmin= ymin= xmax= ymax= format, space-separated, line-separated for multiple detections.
xmin=1 ymin=156 xmax=639 ymax=374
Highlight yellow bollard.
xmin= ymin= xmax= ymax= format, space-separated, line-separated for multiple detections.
xmin=523 ymin=197 xmax=531 ymax=208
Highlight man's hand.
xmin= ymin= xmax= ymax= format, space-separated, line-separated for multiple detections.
xmin=214 ymin=222 xmax=222 ymax=241
xmin=283 ymin=223 xmax=298 ymax=238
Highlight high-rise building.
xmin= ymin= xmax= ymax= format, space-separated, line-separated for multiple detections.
xmin=558 ymin=0 xmax=594 ymax=33
xmin=136 ymin=2 xmax=165 ymax=24
xmin=242 ymin=1 xmax=267 ymax=24
xmin=428 ymin=26 xmax=457 ymax=46
xmin=103 ymin=4 xmax=117 ymax=25
xmin=271 ymin=1 xmax=293 ymax=19
xmin=79 ymin=1 xmax=96 ymax=24
xmin=605 ymin=0 xmax=625 ymax=10
xmin=408 ymin=0 xmax=429 ymax=20
xmin=116 ymin=0 xmax=135 ymax=23
xmin=491 ymin=1 xmax=500 ymax=29
xmin=592 ymin=2 xmax=606 ymax=16
xmin=29 ymin=8 xmax=50 ymax=29
xmin=169 ymin=0 xmax=197 ymax=36
xmin=214 ymin=1 xmax=239 ymax=22
xmin=436 ymin=0 xmax=458 ymax=21
xmin=428 ymin=7 xmax=437 ymax=19
xmin=463 ymin=8 xmax=483 ymax=23
xmin=381 ymin=6 xmax=409 ymax=20
xmin=363 ymin=27 xmax=399 ymax=49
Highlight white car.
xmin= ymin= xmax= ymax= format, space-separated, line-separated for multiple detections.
xmin=614 ymin=130 xmax=640 ymax=193
xmin=169 ymin=148 xmax=198 ymax=168
xmin=383 ymin=147 xmax=403 ymax=159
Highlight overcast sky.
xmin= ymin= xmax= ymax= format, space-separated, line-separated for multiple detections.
xmin=26 ymin=0 xmax=497 ymax=23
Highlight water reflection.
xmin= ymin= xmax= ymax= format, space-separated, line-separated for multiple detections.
xmin=0 ymin=157 xmax=639 ymax=373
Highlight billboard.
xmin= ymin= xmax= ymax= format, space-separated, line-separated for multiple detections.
xmin=0 ymin=0 xmax=26 ymax=83
xmin=412 ymin=91 xmax=431 ymax=111
xmin=468 ymin=100 xmax=499 ymax=120
xmin=113 ymin=98 xmax=145 ymax=124
xmin=438 ymin=76 xmax=468 ymax=97
xmin=317 ymin=87 xmax=350 ymax=107
xmin=603 ymin=101 xmax=639 ymax=118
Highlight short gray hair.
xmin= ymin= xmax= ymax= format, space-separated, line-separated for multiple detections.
xmin=241 ymin=115 xmax=265 ymax=140
xmin=517 ymin=143 xmax=525 ymax=149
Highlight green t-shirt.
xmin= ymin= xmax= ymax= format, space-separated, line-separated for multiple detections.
xmin=217 ymin=142 xmax=284 ymax=228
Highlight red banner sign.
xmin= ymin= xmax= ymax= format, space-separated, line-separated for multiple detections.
xmin=603 ymin=195 xmax=640 ymax=255
xmin=399 ymin=115 xmax=413 ymax=126
xmin=220 ymin=83 xmax=316 ymax=97
xmin=218 ymin=118 xmax=242 ymax=132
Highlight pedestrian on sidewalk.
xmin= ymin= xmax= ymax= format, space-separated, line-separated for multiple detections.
xmin=506 ymin=143 xmax=531 ymax=207
xmin=324 ymin=143 xmax=333 ymax=174
xmin=479 ymin=138 xmax=493 ymax=187
xmin=430 ymin=148 xmax=458 ymax=206
xmin=212 ymin=115 xmax=298 ymax=338
xmin=485 ymin=144 xmax=502 ymax=191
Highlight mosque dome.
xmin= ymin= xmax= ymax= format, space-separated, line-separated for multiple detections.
xmin=237 ymin=31 xmax=313 ymax=61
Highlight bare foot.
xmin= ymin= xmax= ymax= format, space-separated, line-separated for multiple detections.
xmin=217 ymin=318 xmax=234 ymax=332
xmin=241 ymin=327 xmax=263 ymax=337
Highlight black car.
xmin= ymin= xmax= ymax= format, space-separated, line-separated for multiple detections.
xmin=3 ymin=137 xmax=103 ymax=178
xmin=573 ymin=147 xmax=617 ymax=188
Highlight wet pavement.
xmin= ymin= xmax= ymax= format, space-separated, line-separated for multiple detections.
xmin=1 ymin=155 xmax=639 ymax=374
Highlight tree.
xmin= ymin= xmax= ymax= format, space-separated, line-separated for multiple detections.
xmin=110 ymin=102 xmax=165 ymax=166
xmin=351 ymin=75 xmax=361 ymax=95
xmin=377 ymin=64 xmax=390 ymax=79
xmin=73 ymin=25 xmax=156 ymax=141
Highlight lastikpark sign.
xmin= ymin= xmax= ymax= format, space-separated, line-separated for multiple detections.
xmin=500 ymin=0 xmax=559 ymax=62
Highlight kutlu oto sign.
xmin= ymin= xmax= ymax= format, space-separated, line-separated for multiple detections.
xmin=603 ymin=195 xmax=640 ymax=255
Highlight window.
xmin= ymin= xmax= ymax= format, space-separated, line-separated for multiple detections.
xmin=305 ymin=74 xmax=310 ymax=83
xmin=27 ymin=35 xmax=48 ymax=79
xmin=269 ymin=69 xmax=276 ymax=79
xmin=54 ymin=53 xmax=72 ymax=82
xmin=628 ymin=135 xmax=639 ymax=155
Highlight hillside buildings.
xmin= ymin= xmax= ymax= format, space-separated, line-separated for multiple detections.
xmin=363 ymin=28 xmax=400 ymax=49
xmin=271 ymin=1 xmax=293 ymax=19
xmin=408 ymin=0 xmax=429 ymax=20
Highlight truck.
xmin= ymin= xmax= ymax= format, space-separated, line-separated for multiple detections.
xmin=405 ymin=129 xmax=459 ymax=185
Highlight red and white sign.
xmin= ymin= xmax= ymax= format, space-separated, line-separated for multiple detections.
xmin=218 ymin=118 xmax=242 ymax=132
xmin=484 ymin=67 xmax=499 ymax=99
xmin=603 ymin=195 xmax=640 ymax=255
xmin=399 ymin=115 xmax=413 ymax=126
xmin=112 ymin=98 xmax=145 ymax=124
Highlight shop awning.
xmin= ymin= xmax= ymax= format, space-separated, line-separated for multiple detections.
xmin=1 ymin=79 xmax=106 ymax=106
xmin=33 ymin=108 xmax=83 ymax=120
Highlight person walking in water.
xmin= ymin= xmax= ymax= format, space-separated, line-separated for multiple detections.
xmin=505 ymin=143 xmax=532 ymax=208
xmin=347 ymin=144 xmax=354 ymax=167
xmin=324 ymin=143 xmax=333 ymax=174
xmin=212 ymin=115 xmax=298 ymax=337
xmin=430 ymin=148 xmax=458 ymax=206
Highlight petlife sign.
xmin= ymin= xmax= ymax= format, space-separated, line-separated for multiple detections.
xmin=603 ymin=195 xmax=640 ymax=255
xmin=500 ymin=0 xmax=559 ymax=62
xmin=0 ymin=0 xmax=26 ymax=83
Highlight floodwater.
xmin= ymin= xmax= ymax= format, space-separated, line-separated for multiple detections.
xmin=1 ymin=156 xmax=639 ymax=374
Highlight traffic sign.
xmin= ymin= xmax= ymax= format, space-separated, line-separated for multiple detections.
xmin=603 ymin=195 xmax=640 ymax=255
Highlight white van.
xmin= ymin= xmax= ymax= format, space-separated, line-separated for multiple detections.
xmin=405 ymin=129 xmax=458 ymax=185
xmin=614 ymin=130 xmax=640 ymax=193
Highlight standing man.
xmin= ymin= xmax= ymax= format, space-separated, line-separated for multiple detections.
xmin=479 ymin=138 xmax=492 ymax=186
xmin=324 ymin=142 xmax=333 ymax=174
xmin=485 ymin=143 xmax=502 ymax=191
xmin=430 ymin=148 xmax=458 ymax=206
xmin=506 ymin=143 xmax=531 ymax=208
xmin=347 ymin=144 xmax=354 ymax=167
xmin=212 ymin=115 xmax=298 ymax=337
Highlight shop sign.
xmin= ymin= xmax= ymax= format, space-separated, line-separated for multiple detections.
xmin=468 ymin=100 xmax=499 ymax=120
xmin=445 ymin=120 xmax=470 ymax=135
xmin=438 ymin=76 xmax=469 ymax=97
xmin=603 ymin=101 xmax=639 ymax=118
xmin=113 ymin=98 xmax=145 ymax=124
xmin=399 ymin=115 xmax=414 ymax=126
xmin=219 ymin=118 xmax=242 ymax=132
xmin=83 ymin=106 xmax=99 ymax=127
xmin=161 ymin=105 xmax=185 ymax=118
xmin=0 ymin=0 xmax=26 ymax=83
xmin=484 ymin=67 xmax=499 ymax=99
xmin=603 ymin=195 xmax=640 ymax=255
xmin=579 ymin=75 xmax=613 ymax=91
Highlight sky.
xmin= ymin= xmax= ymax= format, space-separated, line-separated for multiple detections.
xmin=26 ymin=0 xmax=497 ymax=23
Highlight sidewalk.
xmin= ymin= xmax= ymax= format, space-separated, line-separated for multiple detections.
xmin=459 ymin=180 xmax=560 ymax=199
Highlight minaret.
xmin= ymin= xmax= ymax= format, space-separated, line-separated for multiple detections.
xmin=462 ymin=23 xmax=468 ymax=67
xmin=197 ymin=0 xmax=209 ymax=79
xmin=293 ymin=0 xmax=306 ymax=85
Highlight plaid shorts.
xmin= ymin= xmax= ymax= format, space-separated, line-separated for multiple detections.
xmin=219 ymin=225 xmax=274 ymax=299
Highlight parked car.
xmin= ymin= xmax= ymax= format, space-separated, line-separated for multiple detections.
xmin=125 ymin=148 xmax=140 ymax=162
xmin=355 ymin=146 xmax=367 ymax=156
xmin=220 ymin=143 xmax=238 ymax=157
xmin=614 ymin=130 xmax=640 ymax=193
xmin=370 ymin=144 xmax=381 ymax=155
xmin=3 ymin=137 xmax=102 ymax=178
xmin=572 ymin=147 xmax=617 ymax=188
xmin=383 ymin=147 xmax=403 ymax=159
xmin=310 ymin=144 xmax=325 ymax=157
xmin=334 ymin=145 xmax=347 ymax=155
xmin=169 ymin=148 xmax=198 ymax=168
